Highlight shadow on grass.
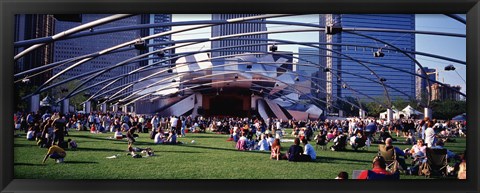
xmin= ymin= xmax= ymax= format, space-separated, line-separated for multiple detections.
xmin=159 ymin=150 xmax=204 ymax=154
xmin=314 ymin=155 xmax=371 ymax=164
xmin=70 ymin=134 xmax=122 ymax=142
xmin=77 ymin=147 xmax=125 ymax=152
xmin=14 ymin=143 xmax=36 ymax=148
xmin=112 ymin=141 xmax=154 ymax=146
xmin=65 ymin=161 xmax=98 ymax=164
xmin=175 ymin=144 xmax=271 ymax=155
xmin=15 ymin=163 xmax=45 ymax=166
xmin=184 ymin=135 xmax=229 ymax=139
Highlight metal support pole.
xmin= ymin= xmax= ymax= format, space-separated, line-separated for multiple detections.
xmin=84 ymin=101 xmax=91 ymax=114
xmin=387 ymin=108 xmax=393 ymax=123
xmin=61 ymin=99 xmax=69 ymax=114
xmin=29 ymin=94 xmax=40 ymax=113
xmin=424 ymin=108 xmax=433 ymax=119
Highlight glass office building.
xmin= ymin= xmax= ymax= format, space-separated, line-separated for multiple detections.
xmin=54 ymin=14 xmax=172 ymax=97
xmin=211 ymin=14 xmax=267 ymax=58
xmin=322 ymin=14 xmax=416 ymax=104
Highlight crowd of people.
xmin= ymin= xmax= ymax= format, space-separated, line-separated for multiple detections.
xmin=14 ymin=110 xmax=466 ymax=179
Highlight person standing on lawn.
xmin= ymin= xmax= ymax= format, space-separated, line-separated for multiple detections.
xmin=126 ymin=126 xmax=137 ymax=148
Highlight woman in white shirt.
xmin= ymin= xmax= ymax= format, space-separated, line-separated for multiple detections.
xmin=409 ymin=139 xmax=427 ymax=157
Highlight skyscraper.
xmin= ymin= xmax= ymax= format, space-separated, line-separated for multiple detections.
xmin=297 ymin=47 xmax=326 ymax=100
xmin=14 ymin=14 xmax=55 ymax=86
xmin=211 ymin=14 xmax=267 ymax=58
xmin=53 ymin=14 xmax=172 ymax=98
xmin=143 ymin=14 xmax=173 ymax=66
xmin=416 ymin=67 xmax=437 ymax=102
xmin=321 ymin=14 xmax=416 ymax=108
xmin=133 ymin=14 xmax=174 ymax=101
xmin=430 ymin=83 xmax=461 ymax=101
xmin=14 ymin=14 xmax=56 ymax=111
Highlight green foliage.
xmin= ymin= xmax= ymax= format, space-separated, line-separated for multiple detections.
xmin=363 ymin=97 xmax=387 ymax=117
xmin=50 ymin=79 xmax=88 ymax=111
xmin=335 ymin=97 xmax=359 ymax=117
xmin=391 ymin=98 xmax=408 ymax=110
xmin=14 ymin=84 xmax=38 ymax=112
xmin=14 ymin=129 xmax=465 ymax=179
xmin=431 ymin=100 xmax=466 ymax=120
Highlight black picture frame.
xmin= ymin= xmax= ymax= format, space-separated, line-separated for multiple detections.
xmin=1 ymin=0 xmax=479 ymax=193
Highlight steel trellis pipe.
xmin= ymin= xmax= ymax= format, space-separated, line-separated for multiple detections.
xmin=14 ymin=19 xmax=465 ymax=48
xmin=14 ymin=14 xmax=134 ymax=60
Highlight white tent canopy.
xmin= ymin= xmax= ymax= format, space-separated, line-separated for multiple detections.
xmin=379 ymin=105 xmax=423 ymax=120
xmin=401 ymin=105 xmax=423 ymax=118
xmin=379 ymin=107 xmax=400 ymax=120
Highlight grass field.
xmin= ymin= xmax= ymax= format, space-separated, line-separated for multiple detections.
xmin=14 ymin=129 xmax=466 ymax=179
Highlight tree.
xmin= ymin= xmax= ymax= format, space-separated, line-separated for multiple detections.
xmin=430 ymin=100 xmax=466 ymax=120
xmin=362 ymin=96 xmax=389 ymax=118
xmin=335 ymin=97 xmax=359 ymax=117
xmin=14 ymin=84 xmax=38 ymax=112
xmin=50 ymin=79 xmax=88 ymax=111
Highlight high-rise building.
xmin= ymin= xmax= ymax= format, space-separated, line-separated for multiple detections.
xmin=143 ymin=14 xmax=173 ymax=66
xmin=14 ymin=14 xmax=56 ymax=112
xmin=297 ymin=48 xmax=326 ymax=100
xmin=133 ymin=14 xmax=174 ymax=100
xmin=321 ymin=14 xmax=416 ymax=108
xmin=211 ymin=14 xmax=267 ymax=58
xmin=416 ymin=67 xmax=437 ymax=102
xmin=14 ymin=14 xmax=55 ymax=86
xmin=53 ymin=14 xmax=172 ymax=98
xmin=431 ymin=83 xmax=461 ymax=101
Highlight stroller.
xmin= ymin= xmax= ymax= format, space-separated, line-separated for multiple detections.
xmin=330 ymin=134 xmax=347 ymax=151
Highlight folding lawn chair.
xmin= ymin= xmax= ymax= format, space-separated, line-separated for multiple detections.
xmin=378 ymin=144 xmax=399 ymax=173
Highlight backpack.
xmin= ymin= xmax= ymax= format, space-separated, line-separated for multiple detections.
xmin=419 ymin=161 xmax=431 ymax=176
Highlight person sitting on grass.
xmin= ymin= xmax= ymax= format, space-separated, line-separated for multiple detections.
xmin=114 ymin=128 xmax=124 ymax=139
xmin=236 ymin=132 xmax=247 ymax=151
xmin=405 ymin=132 xmax=416 ymax=145
xmin=26 ymin=127 xmax=35 ymax=141
xmin=431 ymin=140 xmax=459 ymax=161
xmin=270 ymin=138 xmax=282 ymax=160
xmin=357 ymin=156 xmax=400 ymax=179
xmin=266 ymin=133 xmax=275 ymax=148
xmin=302 ymin=138 xmax=316 ymax=161
xmin=90 ymin=123 xmax=97 ymax=134
xmin=377 ymin=126 xmax=396 ymax=143
xmin=384 ymin=138 xmax=408 ymax=172
xmin=406 ymin=139 xmax=427 ymax=175
xmin=67 ymin=138 xmax=77 ymax=150
xmin=164 ymin=130 xmax=178 ymax=145
xmin=287 ymin=138 xmax=305 ymax=162
xmin=42 ymin=144 xmax=66 ymax=164
xmin=154 ymin=131 xmax=165 ymax=144
xmin=257 ymin=134 xmax=269 ymax=151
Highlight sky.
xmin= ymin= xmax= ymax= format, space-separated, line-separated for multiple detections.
xmin=170 ymin=14 xmax=467 ymax=94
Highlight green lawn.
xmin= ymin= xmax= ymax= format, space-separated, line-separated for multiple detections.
xmin=14 ymin=129 xmax=466 ymax=179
